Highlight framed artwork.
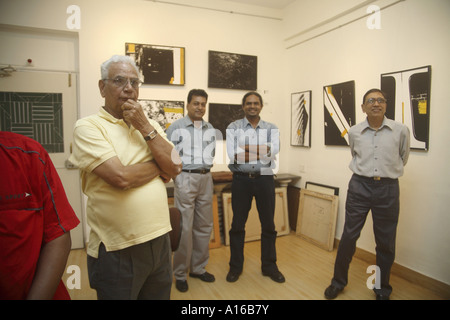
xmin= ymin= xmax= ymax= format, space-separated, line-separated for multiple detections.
xmin=209 ymin=194 xmax=222 ymax=249
xmin=223 ymin=188 xmax=290 ymax=245
xmin=168 ymin=196 xmax=221 ymax=249
xmin=139 ymin=99 xmax=184 ymax=130
xmin=208 ymin=103 xmax=244 ymax=140
xmin=125 ymin=42 xmax=185 ymax=86
xmin=296 ymin=189 xmax=338 ymax=251
xmin=305 ymin=181 xmax=339 ymax=196
xmin=0 ymin=91 xmax=64 ymax=153
xmin=323 ymin=80 xmax=355 ymax=146
xmin=291 ymin=91 xmax=311 ymax=147
xmin=208 ymin=50 xmax=257 ymax=90
xmin=381 ymin=65 xmax=431 ymax=151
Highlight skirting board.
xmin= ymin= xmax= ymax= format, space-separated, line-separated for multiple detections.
xmin=334 ymin=239 xmax=450 ymax=299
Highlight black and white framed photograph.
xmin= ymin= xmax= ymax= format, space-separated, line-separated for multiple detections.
xmin=323 ymin=80 xmax=355 ymax=146
xmin=126 ymin=42 xmax=185 ymax=86
xmin=208 ymin=50 xmax=257 ymax=90
xmin=139 ymin=99 xmax=184 ymax=131
xmin=291 ymin=90 xmax=311 ymax=147
xmin=381 ymin=65 xmax=431 ymax=151
xmin=208 ymin=103 xmax=245 ymax=140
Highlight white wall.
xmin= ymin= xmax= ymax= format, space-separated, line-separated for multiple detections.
xmin=0 ymin=0 xmax=285 ymax=173
xmin=283 ymin=0 xmax=450 ymax=285
xmin=1 ymin=0 xmax=449 ymax=285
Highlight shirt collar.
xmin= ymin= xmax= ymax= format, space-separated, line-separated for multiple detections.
xmin=98 ymin=107 xmax=135 ymax=131
xmin=244 ymin=117 xmax=261 ymax=129
xmin=184 ymin=115 xmax=207 ymax=128
xmin=361 ymin=116 xmax=393 ymax=132
xmin=99 ymin=107 xmax=122 ymax=124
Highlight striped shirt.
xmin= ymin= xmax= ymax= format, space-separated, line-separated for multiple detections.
xmin=226 ymin=117 xmax=280 ymax=175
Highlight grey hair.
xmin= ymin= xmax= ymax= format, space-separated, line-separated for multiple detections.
xmin=100 ymin=55 xmax=139 ymax=79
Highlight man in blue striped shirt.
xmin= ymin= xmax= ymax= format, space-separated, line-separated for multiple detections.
xmin=166 ymin=89 xmax=216 ymax=292
xmin=225 ymin=91 xmax=284 ymax=284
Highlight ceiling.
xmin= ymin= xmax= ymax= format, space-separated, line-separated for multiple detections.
xmin=221 ymin=0 xmax=296 ymax=9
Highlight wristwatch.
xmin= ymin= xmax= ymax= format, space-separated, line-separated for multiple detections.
xmin=144 ymin=129 xmax=158 ymax=141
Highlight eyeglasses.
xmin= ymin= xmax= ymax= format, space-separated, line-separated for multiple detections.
xmin=103 ymin=76 xmax=143 ymax=89
xmin=366 ymin=98 xmax=387 ymax=105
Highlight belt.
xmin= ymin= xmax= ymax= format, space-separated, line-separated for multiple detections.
xmin=233 ymin=172 xmax=261 ymax=178
xmin=354 ymin=174 xmax=397 ymax=182
xmin=182 ymin=169 xmax=210 ymax=174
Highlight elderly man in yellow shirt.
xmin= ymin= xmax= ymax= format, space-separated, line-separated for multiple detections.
xmin=70 ymin=55 xmax=181 ymax=300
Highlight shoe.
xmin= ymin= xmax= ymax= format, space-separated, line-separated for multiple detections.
xmin=262 ymin=270 xmax=286 ymax=283
xmin=226 ymin=270 xmax=241 ymax=282
xmin=376 ymin=294 xmax=390 ymax=300
xmin=324 ymin=285 xmax=342 ymax=299
xmin=175 ymin=280 xmax=188 ymax=292
xmin=189 ymin=271 xmax=215 ymax=282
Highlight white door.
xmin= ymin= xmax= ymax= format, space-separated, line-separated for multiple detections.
xmin=0 ymin=71 xmax=84 ymax=249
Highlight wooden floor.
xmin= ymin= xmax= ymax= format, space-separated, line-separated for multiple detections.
xmin=62 ymin=233 xmax=448 ymax=300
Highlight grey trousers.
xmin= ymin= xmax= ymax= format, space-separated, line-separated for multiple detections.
xmin=172 ymin=171 xmax=214 ymax=281
xmin=87 ymin=234 xmax=172 ymax=300
xmin=331 ymin=174 xmax=400 ymax=297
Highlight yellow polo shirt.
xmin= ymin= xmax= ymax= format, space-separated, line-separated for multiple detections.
xmin=69 ymin=108 xmax=172 ymax=258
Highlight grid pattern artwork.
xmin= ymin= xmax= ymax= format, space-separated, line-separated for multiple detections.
xmin=0 ymin=91 xmax=64 ymax=153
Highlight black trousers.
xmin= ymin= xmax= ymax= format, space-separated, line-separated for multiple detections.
xmin=332 ymin=174 xmax=400 ymax=297
xmin=229 ymin=174 xmax=278 ymax=274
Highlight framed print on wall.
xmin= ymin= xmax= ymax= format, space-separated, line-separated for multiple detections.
xmin=139 ymin=99 xmax=184 ymax=131
xmin=208 ymin=103 xmax=245 ymax=140
xmin=381 ymin=65 xmax=431 ymax=151
xmin=323 ymin=80 xmax=355 ymax=146
xmin=126 ymin=42 xmax=185 ymax=86
xmin=291 ymin=90 xmax=311 ymax=147
xmin=0 ymin=91 xmax=64 ymax=153
xmin=208 ymin=50 xmax=257 ymax=90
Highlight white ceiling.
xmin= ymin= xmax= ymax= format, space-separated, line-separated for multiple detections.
xmin=221 ymin=0 xmax=296 ymax=9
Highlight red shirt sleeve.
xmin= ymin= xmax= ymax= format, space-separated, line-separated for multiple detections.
xmin=40 ymin=149 xmax=80 ymax=244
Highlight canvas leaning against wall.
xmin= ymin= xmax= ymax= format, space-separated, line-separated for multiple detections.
xmin=381 ymin=66 xmax=431 ymax=151
xmin=323 ymin=81 xmax=355 ymax=146
xmin=125 ymin=43 xmax=185 ymax=86
xmin=291 ymin=90 xmax=311 ymax=147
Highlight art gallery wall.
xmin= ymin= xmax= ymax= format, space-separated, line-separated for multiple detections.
xmin=283 ymin=0 xmax=450 ymax=285
xmin=0 ymin=0 xmax=287 ymax=173
xmin=0 ymin=0 xmax=289 ymax=250
xmin=1 ymin=0 xmax=449 ymax=285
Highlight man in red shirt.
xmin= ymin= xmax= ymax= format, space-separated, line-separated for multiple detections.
xmin=0 ymin=131 xmax=80 ymax=299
